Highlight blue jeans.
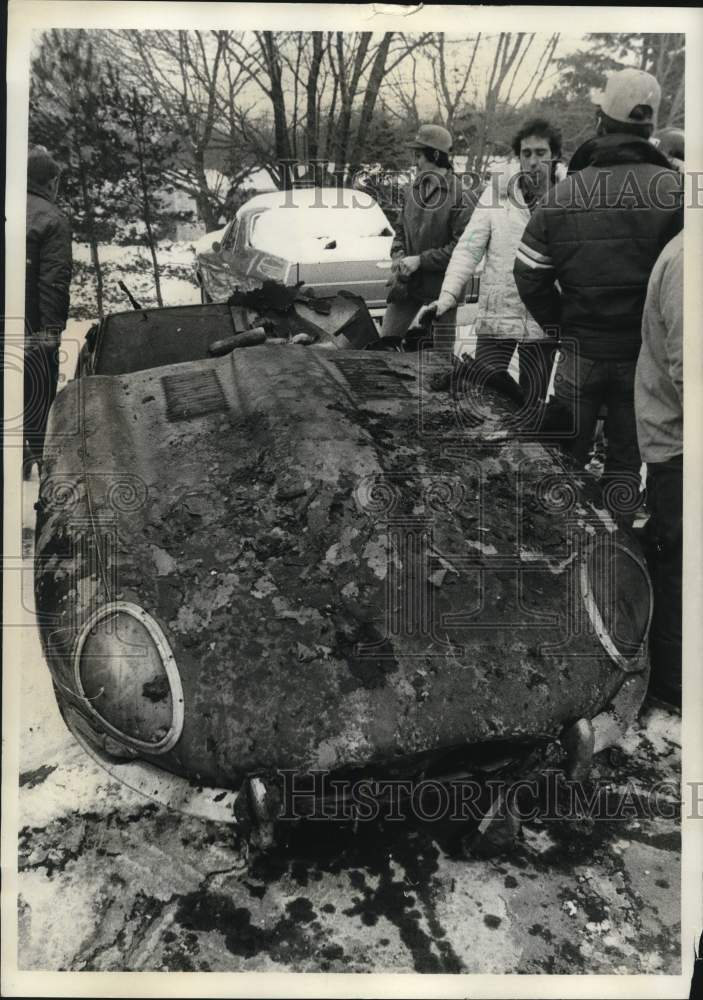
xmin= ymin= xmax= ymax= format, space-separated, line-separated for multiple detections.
xmin=552 ymin=345 xmax=642 ymax=512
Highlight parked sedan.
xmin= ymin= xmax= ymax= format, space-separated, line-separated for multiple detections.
xmin=194 ymin=187 xmax=479 ymax=320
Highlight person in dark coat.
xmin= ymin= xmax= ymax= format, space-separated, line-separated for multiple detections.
xmin=513 ymin=69 xmax=683 ymax=517
xmin=381 ymin=124 xmax=476 ymax=353
xmin=24 ymin=146 xmax=72 ymax=476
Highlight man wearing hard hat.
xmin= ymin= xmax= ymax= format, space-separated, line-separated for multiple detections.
xmin=382 ymin=123 xmax=475 ymax=350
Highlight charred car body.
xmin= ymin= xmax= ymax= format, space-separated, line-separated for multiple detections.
xmin=35 ymin=288 xmax=652 ymax=843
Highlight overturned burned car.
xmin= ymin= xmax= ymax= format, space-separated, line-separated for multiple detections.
xmin=34 ymin=284 xmax=652 ymax=846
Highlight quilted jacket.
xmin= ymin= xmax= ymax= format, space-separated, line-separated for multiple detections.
xmin=513 ymin=134 xmax=683 ymax=360
xmin=441 ymin=161 xmax=549 ymax=342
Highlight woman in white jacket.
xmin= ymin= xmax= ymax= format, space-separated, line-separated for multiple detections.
xmin=421 ymin=118 xmax=564 ymax=407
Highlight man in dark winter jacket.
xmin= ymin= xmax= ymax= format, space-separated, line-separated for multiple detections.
xmin=382 ymin=124 xmax=476 ymax=353
xmin=24 ymin=147 xmax=72 ymax=476
xmin=513 ymin=69 xmax=683 ymax=514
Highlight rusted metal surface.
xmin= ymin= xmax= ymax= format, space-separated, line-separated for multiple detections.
xmin=35 ymin=344 xmax=650 ymax=793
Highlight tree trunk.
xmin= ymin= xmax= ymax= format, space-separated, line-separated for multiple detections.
xmin=345 ymin=33 xmax=393 ymax=182
xmin=474 ymin=33 xmax=505 ymax=171
xmin=143 ymin=207 xmax=162 ymax=307
xmin=331 ymin=32 xmax=371 ymax=182
xmin=193 ymin=153 xmax=218 ymax=231
xmin=305 ymin=32 xmax=324 ymax=177
xmin=504 ymin=32 xmax=533 ymax=106
xmin=331 ymin=107 xmax=352 ymax=182
xmin=261 ymin=31 xmax=295 ymax=187
xmin=76 ymin=154 xmax=104 ymax=317
xmin=322 ymin=75 xmax=339 ymax=167
xmin=137 ymin=155 xmax=162 ymax=306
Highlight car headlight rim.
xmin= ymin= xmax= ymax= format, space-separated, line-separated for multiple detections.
xmin=579 ymin=538 xmax=653 ymax=674
xmin=72 ymin=600 xmax=185 ymax=755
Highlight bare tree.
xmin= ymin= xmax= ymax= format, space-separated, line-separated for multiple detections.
xmin=345 ymin=33 xmax=394 ymax=179
xmin=226 ymin=30 xmax=340 ymax=187
xmin=427 ymin=33 xmax=481 ymax=130
xmin=104 ymin=29 xmax=241 ymax=229
xmin=379 ymin=50 xmax=422 ymax=127
xmin=474 ymin=33 xmax=534 ymax=169
xmin=513 ymin=33 xmax=560 ymax=106
xmin=344 ymin=33 xmax=431 ymax=180
xmin=376 ymin=32 xmax=565 ymax=171
xmin=329 ymin=32 xmax=373 ymax=181
xmin=503 ymin=33 xmax=535 ymax=106
xmin=305 ymin=32 xmax=325 ymax=169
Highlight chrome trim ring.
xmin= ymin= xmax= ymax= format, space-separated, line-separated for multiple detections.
xmin=72 ymin=601 xmax=185 ymax=755
xmin=579 ymin=542 xmax=652 ymax=674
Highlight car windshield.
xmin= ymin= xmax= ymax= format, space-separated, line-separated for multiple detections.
xmin=250 ymin=202 xmax=392 ymax=254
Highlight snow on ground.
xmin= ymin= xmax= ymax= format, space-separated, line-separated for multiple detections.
xmin=70 ymin=239 xmax=202 ymax=322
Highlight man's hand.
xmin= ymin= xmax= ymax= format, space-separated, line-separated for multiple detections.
xmin=416 ymin=302 xmax=438 ymax=325
xmin=399 ymin=255 xmax=421 ymax=278
xmin=417 ymin=291 xmax=457 ymax=326
xmin=34 ymin=329 xmax=62 ymax=351
xmin=435 ymin=291 xmax=458 ymax=317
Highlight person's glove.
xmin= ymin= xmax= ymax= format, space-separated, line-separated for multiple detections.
xmin=399 ymin=255 xmax=421 ymax=278
xmin=386 ymin=271 xmax=410 ymax=304
xmin=435 ymin=291 xmax=458 ymax=317
xmin=416 ymin=302 xmax=438 ymax=325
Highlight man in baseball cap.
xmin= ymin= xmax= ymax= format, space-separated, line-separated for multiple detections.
xmin=591 ymin=67 xmax=661 ymax=129
xmin=514 ymin=66 xmax=682 ymax=522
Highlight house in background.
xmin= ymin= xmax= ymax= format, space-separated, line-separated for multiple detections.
xmin=160 ymin=168 xmax=277 ymax=239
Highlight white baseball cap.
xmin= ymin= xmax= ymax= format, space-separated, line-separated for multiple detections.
xmin=591 ymin=68 xmax=661 ymax=125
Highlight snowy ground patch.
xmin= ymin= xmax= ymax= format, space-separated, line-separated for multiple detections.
xmin=70 ymin=239 xmax=202 ymax=321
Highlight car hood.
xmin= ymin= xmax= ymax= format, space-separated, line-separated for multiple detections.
xmin=36 ymin=347 xmax=649 ymax=787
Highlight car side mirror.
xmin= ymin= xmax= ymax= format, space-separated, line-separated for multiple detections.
xmin=212 ymin=241 xmax=221 ymax=253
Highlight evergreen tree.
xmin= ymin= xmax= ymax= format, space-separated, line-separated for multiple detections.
xmin=29 ymin=29 xmax=125 ymax=317
xmin=101 ymin=72 xmax=184 ymax=306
